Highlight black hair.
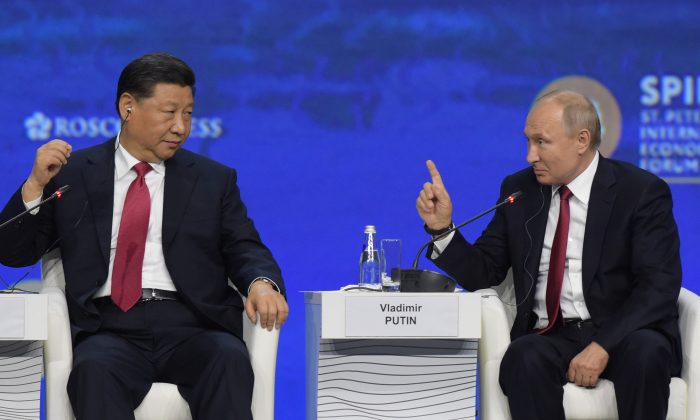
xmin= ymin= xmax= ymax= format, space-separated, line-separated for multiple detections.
xmin=115 ymin=52 xmax=195 ymax=114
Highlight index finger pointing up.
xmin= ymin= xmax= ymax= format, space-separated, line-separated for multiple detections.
xmin=426 ymin=160 xmax=444 ymax=187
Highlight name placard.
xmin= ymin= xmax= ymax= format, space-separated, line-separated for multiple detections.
xmin=345 ymin=295 xmax=458 ymax=337
xmin=0 ymin=297 xmax=25 ymax=339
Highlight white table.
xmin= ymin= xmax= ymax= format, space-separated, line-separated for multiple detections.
xmin=0 ymin=293 xmax=48 ymax=420
xmin=305 ymin=291 xmax=481 ymax=420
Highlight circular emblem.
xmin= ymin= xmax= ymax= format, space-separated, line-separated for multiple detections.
xmin=538 ymin=76 xmax=622 ymax=158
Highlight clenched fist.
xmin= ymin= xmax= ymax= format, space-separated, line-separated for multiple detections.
xmin=23 ymin=139 xmax=72 ymax=201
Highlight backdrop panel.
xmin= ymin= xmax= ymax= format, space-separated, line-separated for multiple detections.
xmin=1 ymin=1 xmax=698 ymax=417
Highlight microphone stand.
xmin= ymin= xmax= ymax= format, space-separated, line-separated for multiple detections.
xmin=400 ymin=191 xmax=523 ymax=292
xmin=0 ymin=185 xmax=71 ymax=231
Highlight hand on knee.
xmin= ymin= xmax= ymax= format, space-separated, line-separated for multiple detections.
xmin=567 ymin=341 xmax=609 ymax=388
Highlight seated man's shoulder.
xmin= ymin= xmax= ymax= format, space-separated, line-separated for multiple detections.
xmin=500 ymin=166 xmax=540 ymax=191
xmin=509 ymin=166 xmax=538 ymax=180
xmin=607 ymin=158 xmax=669 ymax=191
xmin=174 ymin=148 xmax=234 ymax=175
xmin=72 ymin=139 xmax=114 ymax=161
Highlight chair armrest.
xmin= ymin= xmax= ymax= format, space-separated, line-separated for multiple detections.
xmin=477 ymin=289 xmax=513 ymax=363
xmin=242 ymin=316 xmax=280 ymax=420
xmin=476 ymin=288 xmax=513 ymax=420
xmin=40 ymin=284 xmax=75 ymax=420
xmin=40 ymin=285 xmax=72 ymax=366
xmin=678 ymin=287 xmax=700 ymax=418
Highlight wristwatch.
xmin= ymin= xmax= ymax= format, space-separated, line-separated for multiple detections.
xmin=253 ymin=277 xmax=279 ymax=292
xmin=424 ymin=222 xmax=454 ymax=237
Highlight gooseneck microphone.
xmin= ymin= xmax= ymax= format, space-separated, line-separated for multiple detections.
xmin=412 ymin=191 xmax=523 ymax=268
xmin=0 ymin=185 xmax=71 ymax=231
xmin=400 ymin=190 xmax=523 ymax=292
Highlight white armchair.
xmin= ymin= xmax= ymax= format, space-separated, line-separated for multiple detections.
xmin=477 ymin=282 xmax=700 ymax=420
xmin=41 ymin=249 xmax=280 ymax=420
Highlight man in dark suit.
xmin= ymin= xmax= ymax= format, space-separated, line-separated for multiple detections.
xmin=0 ymin=53 xmax=288 ymax=420
xmin=416 ymin=90 xmax=682 ymax=420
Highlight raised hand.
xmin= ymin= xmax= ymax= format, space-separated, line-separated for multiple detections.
xmin=23 ymin=139 xmax=72 ymax=201
xmin=416 ymin=160 xmax=453 ymax=230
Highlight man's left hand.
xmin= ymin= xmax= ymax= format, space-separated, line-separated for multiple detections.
xmin=567 ymin=341 xmax=609 ymax=388
xmin=245 ymin=280 xmax=289 ymax=331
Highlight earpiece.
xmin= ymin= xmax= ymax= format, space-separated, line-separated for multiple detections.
xmin=122 ymin=107 xmax=133 ymax=125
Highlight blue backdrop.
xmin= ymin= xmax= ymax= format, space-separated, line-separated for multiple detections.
xmin=2 ymin=1 xmax=699 ymax=418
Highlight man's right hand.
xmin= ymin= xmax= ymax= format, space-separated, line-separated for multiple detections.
xmin=23 ymin=139 xmax=72 ymax=202
xmin=416 ymin=160 xmax=453 ymax=230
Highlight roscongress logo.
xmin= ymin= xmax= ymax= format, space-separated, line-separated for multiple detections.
xmin=24 ymin=112 xmax=121 ymax=141
xmin=24 ymin=112 xmax=224 ymax=141
xmin=25 ymin=112 xmax=54 ymax=141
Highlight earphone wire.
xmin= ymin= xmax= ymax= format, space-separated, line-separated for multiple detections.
xmin=497 ymin=184 xmax=545 ymax=308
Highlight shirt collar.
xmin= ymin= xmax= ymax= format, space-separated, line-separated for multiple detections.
xmin=114 ymin=133 xmax=165 ymax=180
xmin=552 ymin=151 xmax=599 ymax=205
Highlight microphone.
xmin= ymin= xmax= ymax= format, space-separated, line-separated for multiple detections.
xmin=0 ymin=185 xmax=71 ymax=231
xmin=400 ymin=190 xmax=523 ymax=292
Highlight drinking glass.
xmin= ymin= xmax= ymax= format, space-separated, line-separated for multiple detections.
xmin=380 ymin=239 xmax=402 ymax=292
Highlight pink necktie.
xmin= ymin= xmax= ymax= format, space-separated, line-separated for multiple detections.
xmin=538 ymin=186 xmax=572 ymax=335
xmin=111 ymin=162 xmax=152 ymax=312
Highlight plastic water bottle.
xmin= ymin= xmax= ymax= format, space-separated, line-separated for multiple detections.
xmin=359 ymin=225 xmax=380 ymax=287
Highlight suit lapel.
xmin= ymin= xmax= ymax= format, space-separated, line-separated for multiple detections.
xmin=83 ymin=139 xmax=116 ymax=267
xmin=582 ymin=157 xmax=616 ymax=294
xmin=162 ymin=152 xmax=198 ymax=251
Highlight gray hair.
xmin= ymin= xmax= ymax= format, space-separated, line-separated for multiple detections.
xmin=534 ymin=90 xmax=601 ymax=149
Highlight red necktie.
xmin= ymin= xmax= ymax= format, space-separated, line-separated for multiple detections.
xmin=111 ymin=162 xmax=152 ymax=312
xmin=538 ymin=186 xmax=573 ymax=335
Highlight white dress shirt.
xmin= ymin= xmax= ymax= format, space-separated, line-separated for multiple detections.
xmin=93 ymin=136 xmax=176 ymax=297
xmin=531 ymin=152 xmax=598 ymax=328
xmin=433 ymin=152 xmax=600 ymax=328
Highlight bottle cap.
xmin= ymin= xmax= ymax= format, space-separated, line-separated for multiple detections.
xmin=364 ymin=225 xmax=376 ymax=234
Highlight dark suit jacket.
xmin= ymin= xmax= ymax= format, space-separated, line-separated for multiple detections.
xmin=431 ymin=156 xmax=682 ymax=367
xmin=0 ymin=138 xmax=284 ymax=343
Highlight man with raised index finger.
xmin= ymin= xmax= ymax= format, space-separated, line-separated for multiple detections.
xmin=0 ymin=52 xmax=288 ymax=420
xmin=416 ymin=90 xmax=682 ymax=420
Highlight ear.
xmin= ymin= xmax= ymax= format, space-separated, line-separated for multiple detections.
xmin=118 ymin=93 xmax=136 ymax=121
xmin=576 ymin=129 xmax=592 ymax=154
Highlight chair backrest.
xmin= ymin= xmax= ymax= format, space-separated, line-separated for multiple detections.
xmin=492 ymin=269 xmax=517 ymax=327
xmin=41 ymin=248 xmax=65 ymax=290
xmin=677 ymin=288 xmax=700 ymax=417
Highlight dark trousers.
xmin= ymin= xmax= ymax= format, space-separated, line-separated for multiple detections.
xmin=67 ymin=299 xmax=254 ymax=420
xmin=498 ymin=321 xmax=678 ymax=420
